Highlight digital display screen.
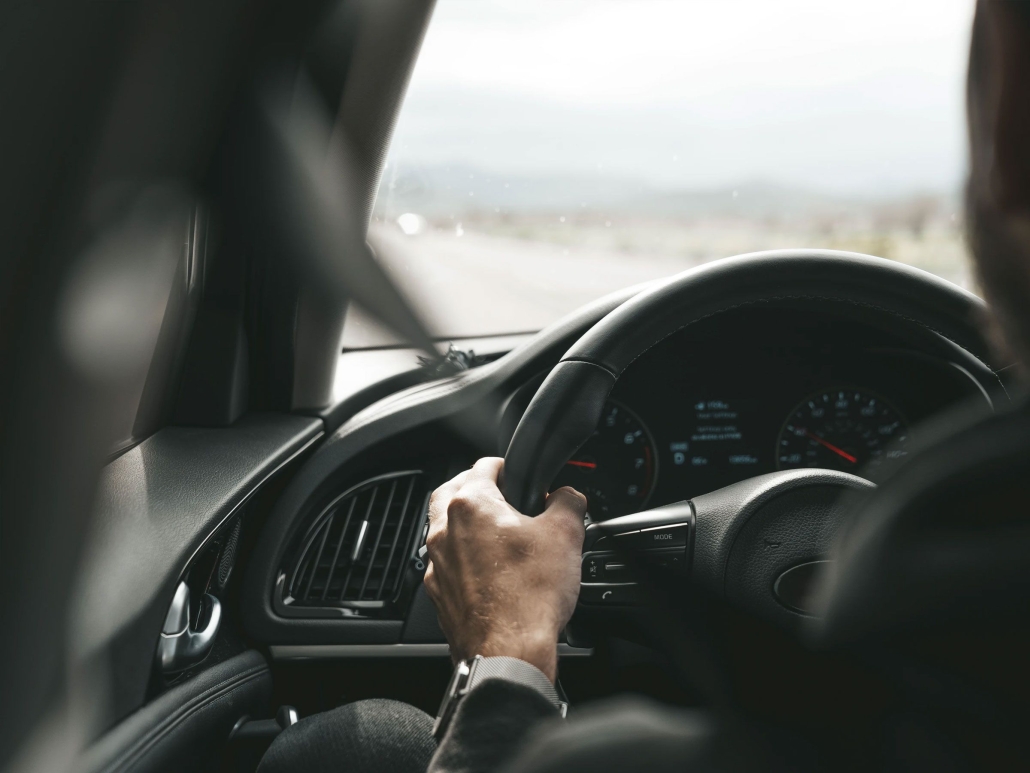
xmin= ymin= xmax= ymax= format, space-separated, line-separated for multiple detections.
xmin=663 ymin=398 xmax=765 ymax=494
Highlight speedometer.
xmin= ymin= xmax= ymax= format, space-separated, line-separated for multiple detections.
xmin=776 ymin=387 xmax=909 ymax=473
xmin=551 ymin=399 xmax=658 ymax=520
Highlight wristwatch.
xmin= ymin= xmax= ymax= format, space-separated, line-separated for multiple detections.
xmin=433 ymin=655 xmax=568 ymax=740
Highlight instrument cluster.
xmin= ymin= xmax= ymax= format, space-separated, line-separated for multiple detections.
xmin=551 ymin=307 xmax=987 ymax=520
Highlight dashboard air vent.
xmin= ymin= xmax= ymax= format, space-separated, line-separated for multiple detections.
xmin=281 ymin=471 xmax=428 ymax=616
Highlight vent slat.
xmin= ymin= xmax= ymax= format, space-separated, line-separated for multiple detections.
xmin=291 ymin=558 xmax=309 ymax=599
xmin=291 ymin=533 xmax=318 ymax=599
xmin=284 ymin=471 xmax=424 ymax=616
xmin=303 ymin=514 xmax=334 ymax=600
xmin=378 ymin=476 xmax=416 ymax=600
xmin=341 ymin=487 xmax=377 ymax=601
xmin=392 ymin=490 xmax=426 ymax=597
xmin=353 ymin=487 xmax=378 ymax=561
xmin=360 ymin=479 xmax=397 ymax=599
xmin=321 ymin=498 xmax=356 ymax=600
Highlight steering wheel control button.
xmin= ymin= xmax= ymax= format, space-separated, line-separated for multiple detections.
xmin=639 ymin=524 xmax=688 ymax=548
xmin=602 ymin=561 xmax=632 ymax=582
xmin=582 ymin=554 xmax=606 ymax=582
xmin=641 ymin=548 xmax=687 ymax=575
xmin=579 ymin=583 xmax=643 ymax=606
xmin=582 ymin=552 xmax=632 ymax=583
xmin=614 ymin=523 xmax=688 ymax=550
xmin=609 ymin=529 xmax=639 ymax=546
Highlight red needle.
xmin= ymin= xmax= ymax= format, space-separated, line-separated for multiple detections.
xmin=566 ymin=460 xmax=597 ymax=469
xmin=802 ymin=430 xmax=857 ymax=464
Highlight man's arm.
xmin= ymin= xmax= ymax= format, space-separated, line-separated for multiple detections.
xmin=421 ymin=457 xmax=586 ymax=773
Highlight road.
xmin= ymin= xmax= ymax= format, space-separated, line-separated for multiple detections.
xmin=344 ymin=226 xmax=697 ymax=347
xmin=342 ymin=221 xmax=973 ymax=349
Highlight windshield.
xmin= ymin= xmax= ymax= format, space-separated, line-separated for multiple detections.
xmin=347 ymin=0 xmax=975 ymax=347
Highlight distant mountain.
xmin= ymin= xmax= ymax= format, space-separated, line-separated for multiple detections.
xmin=373 ymin=164 xmax=956 ymax=223
xmin=374 ymin=164 xmax=646 ymax=218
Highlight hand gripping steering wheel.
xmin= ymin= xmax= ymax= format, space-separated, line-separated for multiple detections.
xmin=500 ymin=250 xmax=991 ymax=626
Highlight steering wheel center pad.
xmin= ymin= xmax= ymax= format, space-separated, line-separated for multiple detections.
xmin=502 ymin=249 xmax=989 ymax=516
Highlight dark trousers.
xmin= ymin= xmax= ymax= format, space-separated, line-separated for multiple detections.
xmin=256 ymin=694 xmax=723 ymax=773
xmin=257 ymin=699 xmax=436 ymax=773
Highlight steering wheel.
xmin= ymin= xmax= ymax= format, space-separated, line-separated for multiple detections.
xmin=501 ymin=249 xmax=991 ymax=628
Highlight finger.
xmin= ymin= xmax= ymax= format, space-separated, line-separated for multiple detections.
xmin=426 ymin=501 xmax=450 ymax=553
xmin=461 ymin=457 xmax=510 ymax=504
xmin=427 ymin=469 xmax=470 ymax=527
xmin=545 ymin=486 xmax=588 ymax=516
xmin=434 ymin=468 xmax=471 ymax=502
xmin=425 ymin=507 xmax=448 ymax=554
xmin=423 ymin=560 xmax=436 ymax=594
xmin=539 ymin=486 xmax=588 ymax=544
xmin=466 ymin=456 xmax=503 ymax=483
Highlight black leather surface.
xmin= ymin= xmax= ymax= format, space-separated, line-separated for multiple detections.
xmin=243 ymin=283 xmax=650 ymax=644
xmin=724 ymin=484 xmax=870 ymax=628
xmin=562 ymin=250 xmax=989 ymax=373
xmin=79 ymin=650 xmax=271 ymax=773
xmin=73 ymin=413 xmax=322 ymax=728
xmin=501 ymin=250 xmax=992 ymax=525
xmin=690 ymin=470 xmax=873 ymax=598
xmin=501 ymin=360 xmax=616 ymax=515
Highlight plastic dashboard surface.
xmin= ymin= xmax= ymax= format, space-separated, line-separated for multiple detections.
xmin=77 ymin=413 xmax=323 ymax=721
xmin=243 ymin=299 xmax=1001 ymax=649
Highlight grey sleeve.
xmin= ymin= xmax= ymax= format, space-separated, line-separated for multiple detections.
xmin=500 ymin=696 xmax=721 ymax=773
xmin=428 ymin=679 xmax=562 ymax=773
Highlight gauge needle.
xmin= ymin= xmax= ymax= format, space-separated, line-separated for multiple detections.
xmin=802 ymin=430 xmax=858 ymax=464
xmin=566 ymin=460 xmax=598 ymax=469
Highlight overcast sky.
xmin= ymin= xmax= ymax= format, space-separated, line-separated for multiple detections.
xmin=383 ymin=0 xmax=976 ymax=197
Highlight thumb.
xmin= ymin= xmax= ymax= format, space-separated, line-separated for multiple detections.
xmin=539 ymin=486 xmax=588 ymax=544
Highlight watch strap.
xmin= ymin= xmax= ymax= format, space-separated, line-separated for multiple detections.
xmin=466 ymin=655 xmax=561 ymax=705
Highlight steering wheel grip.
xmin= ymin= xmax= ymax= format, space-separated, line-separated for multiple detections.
xmin=501 ymin=361 xmax=615 ymax=515
xmin=502 ymin=249 xmax=989 ymax=516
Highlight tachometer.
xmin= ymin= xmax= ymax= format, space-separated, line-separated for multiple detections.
xmin=776 ymin=387 xmax=909 ymax=473
xmin=551 ymin=399 xmax=658 ymax=520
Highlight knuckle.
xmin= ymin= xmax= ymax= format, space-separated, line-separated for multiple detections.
xmin=428 ymin=489 xmax=443 ymax=511
xmin=423 ymin=575 xmax=439 ymax=601
xmin=447 ymin=492 xmax=479 ymax=519
xmin=428 ymin=488 xmax=448 ymax=517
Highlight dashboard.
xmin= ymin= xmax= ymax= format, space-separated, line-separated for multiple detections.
xmin=242 ymin=293 xmax=1002 ymax=647
xmin=547 ymin=306 xmax=989 ymax=519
